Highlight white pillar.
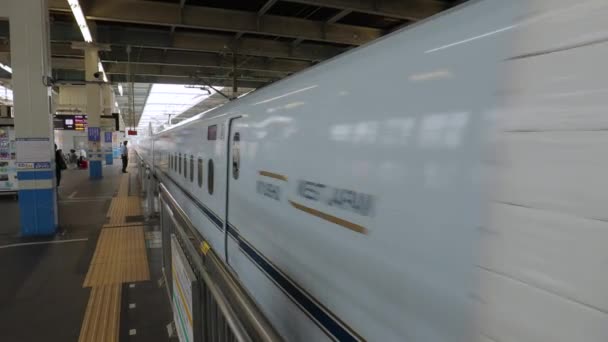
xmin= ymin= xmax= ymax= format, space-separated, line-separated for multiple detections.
xmin=8 ymin=0 xmax=58 ymax=235
xmin=102 ymin=85 xmax=114 ymax=165
xmin=84 ymin=46 xmax=103 ymax=178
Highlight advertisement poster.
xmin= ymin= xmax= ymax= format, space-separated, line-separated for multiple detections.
xmin=15 ymin=138 xmax=50 ymax=164
xmin=88 ymin=127 xmax=102 ymax=159
xmin=0 ymin=126 xmax=18 ymax=192
xmin=171 ymin=236 xmax=196 ymax=342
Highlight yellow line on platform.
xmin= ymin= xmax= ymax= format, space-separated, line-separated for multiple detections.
xmin=84 ymin=226 xmax=150 ymax=287
xmin=78 ymin=284 xmax=121 ymax=342
xmin=117 ymin=173 xmax=129 ymax=197
xmin=107 ymin=196 xmax=142 ymax=224
xmin=79 ymin=165 xmax=149 ymax=341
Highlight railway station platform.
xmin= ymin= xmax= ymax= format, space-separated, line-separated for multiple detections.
xmin=0 ymin=159 xmax=174 ymax=342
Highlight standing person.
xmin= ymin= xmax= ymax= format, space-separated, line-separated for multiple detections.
xmin=55 ymin=144 xmax=67 ymax=186
xmin=68 ymin=149 xmax=78 ymax=166
xmin=121 ymin=141 xmax=129 ymax=173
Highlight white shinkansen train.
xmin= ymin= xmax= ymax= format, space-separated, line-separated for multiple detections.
xmin=135 ymin=0 xmax=608 ymax=340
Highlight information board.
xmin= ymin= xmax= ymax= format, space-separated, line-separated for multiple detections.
xmin=55 ymin=115 xmax=88 ymax=131
xmin=171 ymin=236 xmax=196 ymax=342
xmin=74 ymin=115 xmax=87 ymax=131
xmin=88 ymin=127 xmax=101 ymax=142
xmin=15 ymin=138 xmax=50 ymax=165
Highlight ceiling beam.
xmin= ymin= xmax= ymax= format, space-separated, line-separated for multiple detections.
xmin=281 ymin=0 xmax=446 ymax=21
xmin=53 ymin=70 xmax=271 ymax=88
xmin=45 ymin=22 xmax=345 ymax=62
xmin=102 ymin=49 xmax=308 ymax=74
xmin=1 ymin=42 xmax=312 ymax=75
xmin=45 ymin=48 xmax=309 ymax=74
xmin=48 ymin=0 xmax=382 ymax=46
xmin=52 ymin=58 xmax=279 ymax=82
xmin=105 ymin=64 xmax=280 ymax=81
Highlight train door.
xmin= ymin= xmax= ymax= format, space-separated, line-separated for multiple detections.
xmin=224 ymin=117 xmax=242 ymax=264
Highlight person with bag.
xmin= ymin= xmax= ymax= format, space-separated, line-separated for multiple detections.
xmin=55 ymin=144 xmax=67 ymax=187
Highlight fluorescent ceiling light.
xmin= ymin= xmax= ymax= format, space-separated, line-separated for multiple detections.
xmin=68 ymin=0 xmax=93 ymax=43
xmin=0 ymin=63 xmax=12 ymax=74
xmin=97 ymin=61 xmax=108 ymax=82
xmin=118 ymin=83 xmax=123 ymax=96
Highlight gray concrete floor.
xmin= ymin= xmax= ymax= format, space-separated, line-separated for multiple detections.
xmin=0 ymin=162 xmax=173 ymax=342
xmin=0 ymin=164 xmax=120 ymax=243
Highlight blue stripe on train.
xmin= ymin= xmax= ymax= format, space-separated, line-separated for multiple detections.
xmin=227 ymin=223 xmax=239 ymax=240
xmin=239 ymin=239 xmax=358 ymax=342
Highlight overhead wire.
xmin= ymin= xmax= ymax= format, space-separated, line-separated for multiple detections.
xmin=207 ymin=4 xmax=322 ymax=99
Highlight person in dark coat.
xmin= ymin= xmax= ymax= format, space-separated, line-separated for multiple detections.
xmin=55 ymin=144 xmax=67 ymax=186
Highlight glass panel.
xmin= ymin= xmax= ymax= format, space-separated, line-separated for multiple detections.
xmin=184 ymin=155 xmax=188 ymax=179
xmin=198 ymin=158 xmax=203 ymax=188
xmin=190 ymin=155 xmax=194 ymax=182
xmin=232 ymin=132 xmax=240 ymax=180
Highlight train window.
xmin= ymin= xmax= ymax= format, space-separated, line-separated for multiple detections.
xmin=207 ymin=159 xmax=214 ymax=195
xmin=170 ymin=154 xmax=173 ymax=170
xmin=189 ymin=155 xmax=194 ymax=182
xmin=208 ymin=125 xmax=217 ymax=140
xmin=197 ymin=158 xmax=203 ymax=188
xmin=232 ymin=132 xmax=240 ymax=180
xmin=174 ymin=153 xmax=177 ymax=171
xmin=179 ymin=153 xmax=182 ymax=174
xmin=184 ymin=154 xmax=188 ymax=179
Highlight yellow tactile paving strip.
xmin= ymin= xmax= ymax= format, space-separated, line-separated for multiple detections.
xmin=107 ymin=197 xmax=142 ymax=224
xmin=116 ymin=173 xmax=130 ymax=197
xmin=83 ymin=225 xmax=150 ymax=287
xmin=78 ymin=284 xmax=121 ymax=342
xmin=79 ymin=166 xmax=149 ymax=342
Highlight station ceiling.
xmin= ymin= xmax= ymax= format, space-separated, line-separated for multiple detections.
xmin=45 ymin=0 xmax=462 ymax=86
xmin=0 ymin=0 xmax=464 ymax=126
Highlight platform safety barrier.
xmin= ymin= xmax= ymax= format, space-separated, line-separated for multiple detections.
xmin=159 ymin=183 xmax=283 ymax=342
xmin=135 ymin=154 xmax=159 ymax=219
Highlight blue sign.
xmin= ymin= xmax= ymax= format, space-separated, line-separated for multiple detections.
xmin=88 ymin=127 xmax=101 ymax=142
xmin=34 ymin=162 xmax=51 ymax=169
xmin=16 ymin=162 xmax=51 ymax=169
xmin=104 ymin=132 xmax=113 ymax=143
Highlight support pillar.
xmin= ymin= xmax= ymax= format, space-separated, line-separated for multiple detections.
xmin=104 ymin=131 xmax=113 ymax=165
xmin=8 ymin=0 xmax=57 ymax=235
xmin=102 ymin=85 xmax=113 ymax=165
xmin=84 ymin=47 xmax=103 ymax=179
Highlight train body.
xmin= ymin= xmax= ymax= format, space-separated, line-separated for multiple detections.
xmin=136 ymin=0 xmax=608 ymax=340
